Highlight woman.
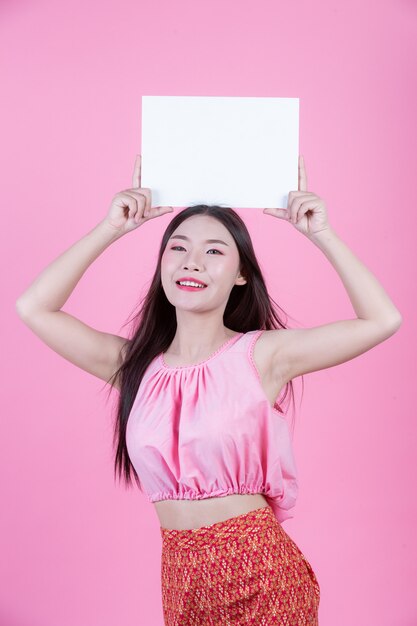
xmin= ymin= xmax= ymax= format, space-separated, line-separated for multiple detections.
xmin=16 ymin=154 xmax=402 ymax=625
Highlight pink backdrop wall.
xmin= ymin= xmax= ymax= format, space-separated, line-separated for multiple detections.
xmin=2 ymin=0 xmax=415 ymax=624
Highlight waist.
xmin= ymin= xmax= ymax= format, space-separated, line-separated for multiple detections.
xmin=160 ymin=505 xmax=277 ymax=552
xmin=154 ymin=493 xmax=270 ymax=530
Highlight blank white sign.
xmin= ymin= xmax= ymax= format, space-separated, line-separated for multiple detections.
xmin=141 ymin=95 xmax=299 ymax=209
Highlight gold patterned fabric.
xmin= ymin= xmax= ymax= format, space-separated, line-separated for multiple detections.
xmin=160 ymin=506 xmax=320 ymax=625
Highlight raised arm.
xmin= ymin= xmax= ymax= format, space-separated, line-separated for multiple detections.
xmin=16 ymin=155 xmax=173 ymax=391
xmin=262 ymin=156 xmax=402 ymax=383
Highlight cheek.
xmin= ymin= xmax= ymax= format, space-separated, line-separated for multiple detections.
xmin=160 ymin=252 xmax=179 ymax=286
xmin=161 ymin=251 xmax=173 ymax=272
xmin=213 ymin=256 xmax=239 ymax=276
xmin=160 ymin=254 xmax=169 ymax=280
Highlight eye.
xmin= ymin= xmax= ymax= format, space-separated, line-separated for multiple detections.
xmin=170 ymin=246 xmax=222 ymax=255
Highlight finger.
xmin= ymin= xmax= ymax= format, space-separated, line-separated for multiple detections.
xmin=287 ymin=189 xmax=309 ymax=208
xmin=125 ymin=188 xmax=151 ymax=211
xmin=132 ymin=154 xmax=141 ymax=188
xmin=298 ymin=155 xmax=308 ymax=192
xmin=118 ymin=193 xmax=139 ymax=220
xmin=293 ymin=198 xmax=321 ymax=223
xmin=122 ymin=190 xmax=148 ymax=221
xmin=151 ymin=206 xmax=175 ymax=217
xmin=128 ymin=188 xmax=158 ymax=219
xmin=144 ymin=205 xmax=174 ymax=217
xmin=287 ymin=191 xmax=310 ymax=219
xmin=263 ymin=207 xmax=289 ymax=219
xmin=289 ymin=194 xmax=316 ymax=222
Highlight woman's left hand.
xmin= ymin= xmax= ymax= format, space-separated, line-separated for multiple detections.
xmin=263 ymin=155 xmax=331 ymax=238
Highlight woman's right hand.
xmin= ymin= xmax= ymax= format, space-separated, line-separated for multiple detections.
xmin=103 ymin=154 xmax=174 ymax=236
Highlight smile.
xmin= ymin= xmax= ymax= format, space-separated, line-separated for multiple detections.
xmin=176 ymin=282 xmax=208 ymax=291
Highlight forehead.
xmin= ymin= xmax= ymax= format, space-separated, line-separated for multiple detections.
xmin=171 ymin=215 xmax=233 ymax=244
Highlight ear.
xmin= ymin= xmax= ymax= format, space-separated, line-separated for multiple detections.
xmin=235 ymin=272 xmax=247 ymax=286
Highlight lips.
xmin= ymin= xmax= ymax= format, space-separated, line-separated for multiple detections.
xmin=176 ymin=277 xmax=208 ymax=287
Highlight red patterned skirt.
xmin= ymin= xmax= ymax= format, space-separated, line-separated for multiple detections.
xmin=160 ymin=505 xmax=320 ymax=625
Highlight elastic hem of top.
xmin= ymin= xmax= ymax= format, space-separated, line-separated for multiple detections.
xmin=150 ymin=486 xmax=268 ymax=503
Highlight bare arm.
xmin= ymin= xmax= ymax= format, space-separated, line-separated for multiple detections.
xmin=270 ymin=226 xmax=402 ymax=383
xmin=16 ymin=221 xmax=130 ymax=389
xmin=16 ymin=155 xmax=173 ymax=390
xmin=263 ymin=156 xmax=402 ymax=382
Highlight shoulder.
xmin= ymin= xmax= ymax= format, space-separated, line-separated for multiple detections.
xmin=251 ymin=328 xmax=292 ymax=384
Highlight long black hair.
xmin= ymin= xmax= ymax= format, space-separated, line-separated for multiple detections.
xmin=103 ymin=204 xmax=304 ymax=492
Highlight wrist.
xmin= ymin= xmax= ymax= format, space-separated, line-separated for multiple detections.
xmin=308 ymin=225 xmax=337 ymax=245
xmin=95 ymin=219 xmax=125 ymax=242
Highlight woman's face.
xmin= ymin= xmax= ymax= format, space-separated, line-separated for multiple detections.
xmin=161 ymin=215 xmax=246 ymax=313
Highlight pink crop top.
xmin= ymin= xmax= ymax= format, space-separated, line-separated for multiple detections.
xmin=126 ymin=329 xmax=298 ymax=523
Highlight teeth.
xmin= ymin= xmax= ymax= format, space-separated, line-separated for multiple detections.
xmin=178 ymin=281 xmax=206 ymax=288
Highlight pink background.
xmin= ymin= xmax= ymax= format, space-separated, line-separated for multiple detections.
xmin=2 ymin=0 xmax=416 ymax=624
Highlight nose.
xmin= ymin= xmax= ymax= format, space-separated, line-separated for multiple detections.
xmin=182 ymin=253 xmax=204 ymax=271
xmin=183 ymin=262 xmax=203 ymax=272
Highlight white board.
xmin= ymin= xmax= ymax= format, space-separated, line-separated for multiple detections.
xmin=141 ymin=95 xmax=299 ymax=209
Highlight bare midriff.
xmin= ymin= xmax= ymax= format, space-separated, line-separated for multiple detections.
xmin=153 ymin=493 xmax=270 ymax=530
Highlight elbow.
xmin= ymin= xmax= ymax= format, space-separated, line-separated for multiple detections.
xmin=15 ymin=297 xmax=34 ymax=320
xmin=382 ymin=313 xmax=403 ymax=334
xmin=391 ymin=312 xmax=403 ymax=328
xmin=15 ymin=298 xmax=27 ymax=319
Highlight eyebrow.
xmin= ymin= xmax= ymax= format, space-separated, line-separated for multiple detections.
xmin=169 ymin=234 xmax=230 ymax=246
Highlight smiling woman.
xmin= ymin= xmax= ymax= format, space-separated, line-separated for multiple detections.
xmin=16 ymin=153 xmax=401 ymax=625
xmin=105 ymin=199 xmax=322 ymax=623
